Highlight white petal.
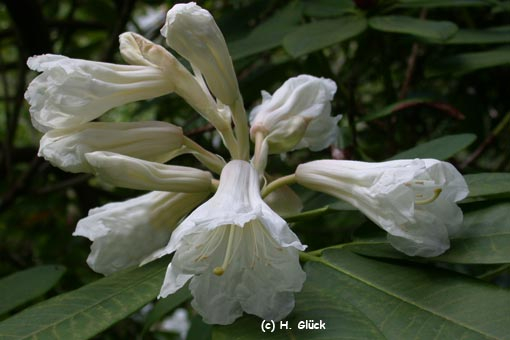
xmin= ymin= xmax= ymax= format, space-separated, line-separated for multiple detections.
xmin=25 ymin=54 xmax=174 ymax=131
xmin=162 ymin=3 xmax=239 ymax=106
xmin=296 ymin=159 xmax=469 ymax=257
xmin=165 ymin=221 xmax=305 ymax=324
xmin=164 ymin=160 xmax=305 ymax=254
xmin=73 ymin=191 xmax=207 ymax=275
xmin=249 ymin=75 xmax=339 ymax=153
xmin=293 ymin=111 xmax=342 ymax=151
xmin=119 ymin=32 xmax=173 ymax=69
xmin=156 ymin=160 xmax=306 ymax=324
xmin=38 ymin=121 xmax=184 ymax=173
xmin=85 ymin=151 xmax=213 ymax=192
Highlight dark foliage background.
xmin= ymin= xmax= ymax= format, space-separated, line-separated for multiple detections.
xmin=0 ymin=0 xmax=509 ymax=338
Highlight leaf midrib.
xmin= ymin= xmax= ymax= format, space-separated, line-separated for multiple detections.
xmin=317 ymin=254 xmax=499 ymax=340
xmin=0 ymin=265 xmax=165 ymax=339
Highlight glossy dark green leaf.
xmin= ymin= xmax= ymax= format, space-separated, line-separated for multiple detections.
xmin=302 ymin=0 xmax=356 ymax=17
xmin=0 ymin=259 xmax=167 ymax=339
xmin=388 ymin=133 xmax=476 ymax=160
xmin=283 ymin=16 xmax=367 ymax=57
xmin=464 ymin=173 xmax=510 ymax=200
xmin=426 ymin=47 xmax=510 ymax=76
xmin=228 ymin=2 xmax=303 ymax=60
xmin=445 ymin=26 xmax=510 ymax=44
xmin=369 ymin=15 xmax=458 ymax=40
xmin=0 ymin=265 xmax=66 ymax=316
xmin=187 ymin=314 xmax=212 ymax=340
xmin=436 ymin=202 xmax=510 ymax=264
xmin=396 ymin=0 xmax=489 ymax=8
xmin=348 ymin=201 xmax=510 ymax=264
xmin=214 ymin=250 xmax=510 ymax=339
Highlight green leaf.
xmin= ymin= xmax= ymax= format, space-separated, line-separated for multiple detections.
xmin=0 ymin=265 xmax=66 ymax=316
xmin=445 ymin=26 xmax=510 ymax=44
xmin=464 ymin=172 xmax=510 ymax=200
xmin=228 ymin=1 xmax=303 ymax=60
xmin=347 ymin=201 xmax=510 ymax=264
xmin=302 ymin=0 xmax=356 ymax=17
xmin=214 ymin=250 xmax=510 ymax=339
xmin=396 ymin=0 xmax=489 ymax=8
xmin=426 ymin=47 xmax=510 ymax=76
xmin=436 ymin=202 xmax=510 ymax=264
xmin=0 ymin=259 xmax=167 ymax=339
xmin=388 ymin=133 xmax=476 ymax=160
xmin=187 ymin=314 xmax=212 ymax=340
xmin=369 ymin=16 xmax=458 ymax=40
xmin=283 ymin=16 xmax=367 ymax=57
xmin=284 ymin=206 xmax=333 ymax=223
xmin=143 ymin=285 xmax=191 ymax=335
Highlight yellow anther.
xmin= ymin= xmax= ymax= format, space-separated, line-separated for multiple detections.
xmin=213 ymin=267 xmax=225 ymax=276
xmin=211 ymin=225 xmax=237 ymax=276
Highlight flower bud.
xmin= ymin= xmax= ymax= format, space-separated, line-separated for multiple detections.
xmin=250 ymin=75 xmax=339 ymax=153
xmin=161 ymin=3 xmax=240 ymax=105
xmin=119 ymin=32 xmax=225 ymax=129
xmin=85 ymin=151 xmax=213 ymax=192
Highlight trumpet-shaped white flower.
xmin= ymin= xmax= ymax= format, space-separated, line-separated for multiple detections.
xmin=25 ymin=54 xmax=175 ymax=131
xmin=39 ymin=121 xmax=184 ymax=173
xmin=250 ymin=75 xmax=339 ymax=153
xmin=295 ymin=159 xmax=469 ymax=257
xmin=144 ymin=160 xmax=306 ymax=325
xmin=85 ymin=151 xmax=213 ymax=192
xmin=74 ymin=191 xmax=208 ymax=275
xmin=161 ymin=2 xmax=240 ymax=106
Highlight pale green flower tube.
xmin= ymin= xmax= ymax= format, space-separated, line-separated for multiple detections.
xmin=85 ymin=151 xmax=213 ymax=192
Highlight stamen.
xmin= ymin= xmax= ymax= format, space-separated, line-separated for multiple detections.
xmin=213 ymin=225 xmax=237 ymax=276
xmin=415 ymin=188 xmax=442 ymax=205
xmin=404 ymin=179 xmax=437 ymax=188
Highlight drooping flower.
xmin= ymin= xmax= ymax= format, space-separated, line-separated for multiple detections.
xmin=144 ymin=160 xmax=306 ymax=325
xmin=250 ymin=74 xmax=339 ymax=154
xmin=74 ymin=191 xmax=209 ymax=275
xmin=295 ymin=159 xmax=469 ymax=257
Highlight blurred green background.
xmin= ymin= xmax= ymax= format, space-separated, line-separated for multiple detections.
xmin=1 ymin=0 xmax=509 ymax=338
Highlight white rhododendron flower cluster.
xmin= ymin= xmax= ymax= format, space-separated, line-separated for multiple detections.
xmin=25 ymin=2 xmax=468 ymax=325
